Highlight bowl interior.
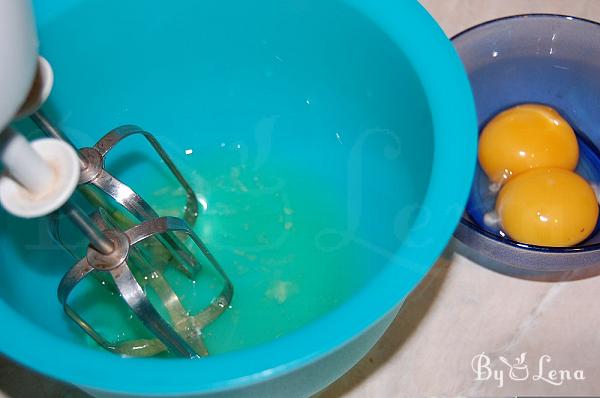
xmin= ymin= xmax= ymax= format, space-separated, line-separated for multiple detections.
xmin=454 ymin=15 xmax=600 ymax=253
xmin=0 ymin=0 xmax=475 ymax=394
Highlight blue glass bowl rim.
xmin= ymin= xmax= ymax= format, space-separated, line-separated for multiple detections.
xmin=453 ymin=13 xmax=600 ymax=254
xmin=0 ymin=0 xmax=478 ymax=395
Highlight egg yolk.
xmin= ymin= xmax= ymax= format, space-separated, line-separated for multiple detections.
xmin=478 ymin=104 xmax=579 ymax=184
xmin=496 ymin=168 xmax=598 ymax=247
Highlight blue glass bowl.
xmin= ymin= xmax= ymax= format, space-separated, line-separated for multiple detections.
xmin=453 ymin=14 xmax=600 ymax=277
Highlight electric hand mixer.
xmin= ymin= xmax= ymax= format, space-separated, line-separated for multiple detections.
xmin=0 ymin=1 xmax=233 ymax=358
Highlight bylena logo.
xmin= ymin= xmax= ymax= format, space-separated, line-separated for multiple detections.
xmin=471 ymin=352 xmax=585 ymax=388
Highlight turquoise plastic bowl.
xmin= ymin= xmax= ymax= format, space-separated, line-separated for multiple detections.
xmin=0 ymin=1 xmax=476 ymax=396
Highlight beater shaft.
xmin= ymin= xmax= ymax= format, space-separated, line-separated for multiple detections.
xmin=31 ymin=111 xmax=74 ymax=145
xmin=61 ymin=200 xmax=114 ymax=255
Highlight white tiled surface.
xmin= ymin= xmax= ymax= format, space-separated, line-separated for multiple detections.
xmin=3 ymin=1 xmax=600 ymax=397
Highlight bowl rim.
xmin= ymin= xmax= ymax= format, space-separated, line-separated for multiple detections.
xmin=0 ymin=1 xmax=477 ymax=394
xmin=452 ymin=13 xmax=600 ymax=44
xmin=453 ymin=13 xmax=600 ymax=255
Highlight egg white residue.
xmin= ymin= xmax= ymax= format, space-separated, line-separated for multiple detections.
xmin=484 ymin=211 xmax=500 ymax=228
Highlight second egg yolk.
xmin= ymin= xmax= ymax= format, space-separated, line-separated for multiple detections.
xmin=496 ymin=168 xmax=599 ymax=247
xmin=478 ymin=104 xmax=579 ymax=184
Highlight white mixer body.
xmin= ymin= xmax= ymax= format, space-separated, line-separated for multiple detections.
xmin=0 ymin=0 xmax=39 ymax=131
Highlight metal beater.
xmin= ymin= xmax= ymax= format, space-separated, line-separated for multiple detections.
xmin=0 ymin=112 xmax=233 ymax=358
xmin=0 ymin=2 xmax=232 ymax=357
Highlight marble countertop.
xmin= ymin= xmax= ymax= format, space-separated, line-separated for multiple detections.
xmin=3 ymin=1 xmax=600 ymax=397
